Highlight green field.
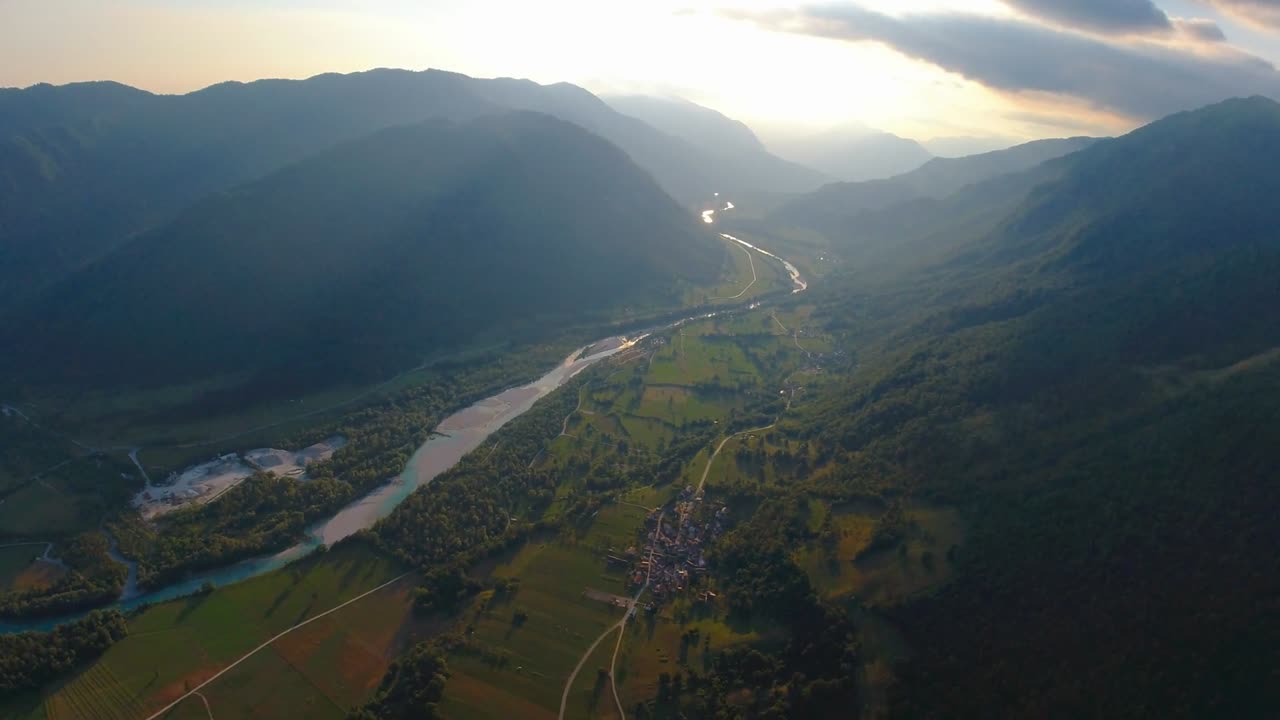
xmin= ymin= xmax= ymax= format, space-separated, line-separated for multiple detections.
xmin=613 ymin=607 xmax=777 ymax=714
xmin=793 ymin=503 xmax=965 ymax=607
xmin=685 ymin=234 xmax=790 ymax=307
xmin=440 ymin=531 xmax=637 ymax=718
xmin=3 ymin=542 xmax=416 ymax=720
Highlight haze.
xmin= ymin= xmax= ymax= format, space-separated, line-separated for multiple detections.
xmin=6 ymin=0 xmax=1280 ymax=144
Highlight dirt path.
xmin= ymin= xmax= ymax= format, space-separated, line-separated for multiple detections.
xmin=709 ymin=242 xmax=757 ymax=301
xmin=192 ymin=690 xmax=213 ymax=719
xmin=560 ymin=510 xmax=664 ymax=720
xmin=142 ymin=571 xmax=411 ymax=720
xmin=129 ymin=448 xmax=151 ymax=486
xmin=696 ymin=421 xmax=775 ymax=497
xmin=561 ymin=388 xmax=586 ymax=436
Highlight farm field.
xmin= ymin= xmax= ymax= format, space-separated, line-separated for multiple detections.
xmin=439 ymin=504 xmax=649 ymax=720
xmin=435 ymin=298 xmax=833 ymax=719
xmin=685 ymin=233 xmax=790 ymax=308
xmin=2 ymin=542 xmax=418 ymax=720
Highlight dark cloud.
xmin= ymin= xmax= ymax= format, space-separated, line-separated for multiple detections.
xmin=730 ymin=5 xmax=1280 ymax=120
xmin=1003 ymin=0 xmax=1171 ymax=35
xmin=1175 ymin=17 xmax=1228 ymax=42
xmin=1197 ymin=1 xmax=1280 ymax=30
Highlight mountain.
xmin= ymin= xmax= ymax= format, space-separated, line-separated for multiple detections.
xmin=605 ymin=95 xmax=765 ymax=157
xmin=0 ymin=112 xmax=724 ymax=397
xmin=0 ymin=69 xmax=788 ymax=311
xmin=765 ymin=126 xmax=933 ymax=182
xmin=605 ymin=95 xmax=827 ymax=193
xmin=922 ymin=135 xmax=1018 ymax=157
xmin=787 ymin=96 xmax=1280 ymax=716
xmin=769 ymin=136 xmax=1098 ymax=238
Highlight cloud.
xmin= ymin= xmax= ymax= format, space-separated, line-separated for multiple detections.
xmin=1003 ymin=0 xmax=1171 ymax=35
xmin=728 ymin=5 xmax=1280 ymax=120
xmin=1196 ymin=1 xmax=1280 ymax=30
xmin=1175 ymin=17 xmax=1227 ymax=42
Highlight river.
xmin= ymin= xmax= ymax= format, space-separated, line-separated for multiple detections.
xmin=0 ymin=228 xmax=804 ymax=634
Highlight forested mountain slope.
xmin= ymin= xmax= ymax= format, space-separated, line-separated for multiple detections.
xmin=0 ymin=69 xmax=766 ymax=310
xmin=788 ymin=96 xmax=1280 ymax=716
xmin=1 ymin=112 xmax=723 ymax=396
xmin=770 ymin=136 xmax=1097 ymax=239
xmin=606 ymin=94 xmax=828 ymax=193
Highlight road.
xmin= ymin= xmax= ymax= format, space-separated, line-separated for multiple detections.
xmin=562 ymin=386 xmax=586 ymax=436
xmin=560 ymin=509 xmax=665 ymax=720
xmin=142 ymin=571 xmax=411 ymax=720
xmin=193 ymin=690 xmax=213 ymax=719
xmin=696 ymin=420 xmax=778 ymax=497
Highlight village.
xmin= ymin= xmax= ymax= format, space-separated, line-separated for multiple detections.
xmin=606 ymin=485 xmax=730 ymax=610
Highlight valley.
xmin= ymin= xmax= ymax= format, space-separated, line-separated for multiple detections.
xmin=1 ymin=59 xmax=1279 ymax=720
xmin=0 ymin=222 xmax=833 ymax=719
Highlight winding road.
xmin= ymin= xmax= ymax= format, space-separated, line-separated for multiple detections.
xmin=695 ymin=414 xmax=787 ymax=498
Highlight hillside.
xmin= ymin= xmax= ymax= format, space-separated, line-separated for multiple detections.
xmin=789 ymin=96 xmax=1280 ymax=716
xmin=605 ymin=94 xmax=828 ymax=193
xmin=1 ymin=112 xmax=724 ymax=397
xmin=769 ymin=136 xmax=1097 ymax=238
xmin=0 ymin=69 xmax=789 ymax=311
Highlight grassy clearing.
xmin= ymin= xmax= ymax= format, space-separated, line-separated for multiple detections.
xmin=647 ymin=334 xmax=759 ymax=390
xmin=0 ymin=545 xmax=41 ymax=589
xmin=0 ymin=416 xmax=85 ymax=496
xmin=9 ymin=542 xmax=413 ymax=720
xmin=0 ymin=545 xmax=66 ymax=593
xmin=0 ymin=467 xmax=109 ymax=538
xmin=794 ymin=504 xmax=965 ymax=606
xmin=613 ymin=606 xmax=779 ymax=714
xmin=635 ymin=386 xmax=736 ymax=425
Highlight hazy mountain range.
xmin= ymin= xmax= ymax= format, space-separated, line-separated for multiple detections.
xmin=0 ymin=69 xmax=814 ymax=312
xmin=764 ymin=126 xmax=935 ymax=182
xmin=0 ymin=111 xmax=724 ymax=397
xmin=768 ymin=135 xmax=1099 ymax=238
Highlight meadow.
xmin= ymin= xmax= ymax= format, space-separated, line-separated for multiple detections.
xmin=2 ymin=542 xmax=418 ymax=720
xmin=439 ymin=505 xmax=647 ymax=719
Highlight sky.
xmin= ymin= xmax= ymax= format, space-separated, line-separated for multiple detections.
xmin=3 ymin=0 xmax=1280 ymax=143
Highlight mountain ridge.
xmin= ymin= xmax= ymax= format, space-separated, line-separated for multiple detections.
xmin=1 ymin=111 xmax=725 ymax=397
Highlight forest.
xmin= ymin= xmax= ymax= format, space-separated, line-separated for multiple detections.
xmin=0 ymin=610 xmax=127 ymax=694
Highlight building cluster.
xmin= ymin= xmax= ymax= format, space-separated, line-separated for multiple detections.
xmin=620 ymin=486 xmax=730 ymax=606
